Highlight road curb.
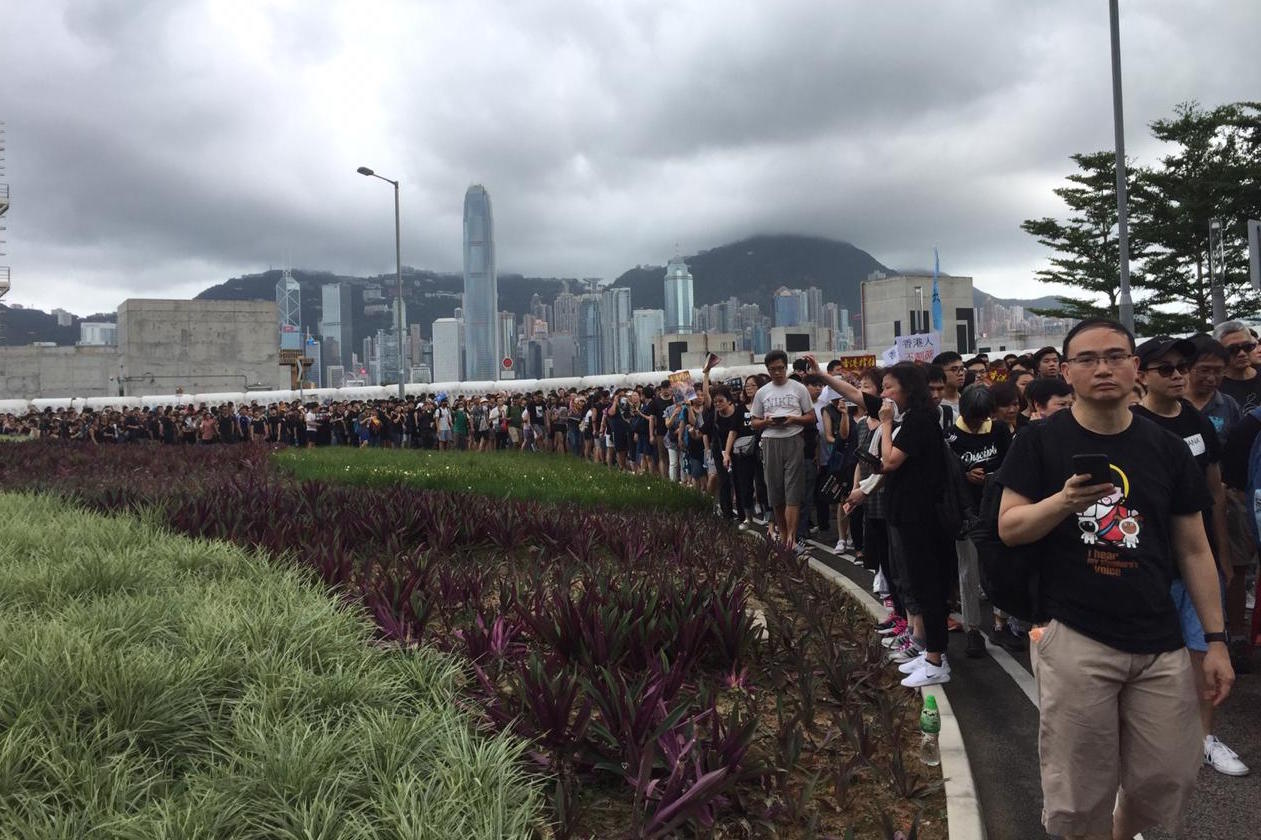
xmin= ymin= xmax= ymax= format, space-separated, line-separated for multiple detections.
xmin=808 ymin=557 xmax=987 ymax=840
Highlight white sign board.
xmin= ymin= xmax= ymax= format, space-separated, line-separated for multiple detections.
xmin=888 ymin=332 xmax=941 ymax=364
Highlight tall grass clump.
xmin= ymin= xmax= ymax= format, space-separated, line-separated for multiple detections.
xmin=274 ymin=446 xmax=711 ymax=512
xmin=0 ymin=493 xmax=543 ymax=839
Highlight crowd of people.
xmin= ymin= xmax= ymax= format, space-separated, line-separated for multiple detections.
xmin=6 ymin=317 xmax=1261 ymax=837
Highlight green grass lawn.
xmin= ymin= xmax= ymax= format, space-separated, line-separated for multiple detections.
xmin=274 ymin=447 xmax=712 ymax=512
xmin=0 ymin=493 xmax=542 ymax=839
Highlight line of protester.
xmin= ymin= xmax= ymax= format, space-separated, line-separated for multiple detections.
xmin=7 ymin=318 xmax=1261 ymax=837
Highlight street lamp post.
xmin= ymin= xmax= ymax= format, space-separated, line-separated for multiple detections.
xmin=356 ymin=166 xmax=406 ymax=399
xmin=1109 ymin=0 xmax=1135 ymax=332
xmin=913 ymin=285 xmax=924 ymax=334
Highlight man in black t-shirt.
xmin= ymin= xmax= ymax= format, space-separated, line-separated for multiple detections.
xmin=1130 ymin=336 xmax=1246 ymax=776
xmin=1214 ymin=320 xmax=1261 ymax=411
xmin=997 ymin=319 xmax=1234 ymax=838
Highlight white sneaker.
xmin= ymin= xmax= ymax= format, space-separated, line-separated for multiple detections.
xmin=1204 ymin=735 xmax=1250 ymax=776
xmin=898 ymin=653 xmax=949 ymax=675
xmin=900 ymin=660 xmax=951 ymax=688
xmin=881 ymin=630 xmax=910 ymax=649
xmin=833 ymin=539 xmax=846 ymax=554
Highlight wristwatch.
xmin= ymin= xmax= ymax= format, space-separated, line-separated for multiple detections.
xmin=1203 ymin=632 xmax=1228 ymax=645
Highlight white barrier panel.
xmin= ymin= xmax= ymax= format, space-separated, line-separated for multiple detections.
xmin=81 ymin=396 xmax=142 ymax=410
xmin=337 ymin=386 xmax=391 ymax=402
xmin=30 ymin=398 xmax=75 ymax=412
xmin=191 ymin=392 xmax=247 ymax=408
xmin=0 ymin=399 xmax=33 ymax=414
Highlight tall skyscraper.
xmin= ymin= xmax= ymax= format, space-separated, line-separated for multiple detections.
xmin=462 ymin=185 xmax=499 ymax=380
xmin=599 ymin=287 xmax=633 ymax=374
xmin=319 ymin=282 xmax=354 ymax=369
xmin=276 ymin=269 xmax=301 ymax=351
xmin=663 ymin=256 xmax=694 ymax=334
xmin=632 ymin=308 xmax=665 ymax=372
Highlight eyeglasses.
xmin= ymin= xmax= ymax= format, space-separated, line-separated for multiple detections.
xmin=1142 ymin=362 xmax=1191 ymax=377
xmin=1226 ymin=342 xmax=1258 ymax=356
xmin=1065 ymin=350 xmax=1134 ymax=368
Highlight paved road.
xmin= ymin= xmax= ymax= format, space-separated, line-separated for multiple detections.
xmin=793 ymin=519 xmax=1258 ymax=840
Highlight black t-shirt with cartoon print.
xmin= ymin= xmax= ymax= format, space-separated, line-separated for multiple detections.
xmin=997 ymin=408 xmax=1210 ymax=654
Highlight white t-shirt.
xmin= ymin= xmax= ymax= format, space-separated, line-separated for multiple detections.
xmin=751 ymin=379 xmax=813 ymax=439
xmin=305 ymin=411 xmax=318 ymax=432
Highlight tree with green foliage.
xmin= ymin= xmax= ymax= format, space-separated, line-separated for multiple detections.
xmin=1132 ymin=101 xmax=1261 ymax=332
xmin=1021 ymin=151 xmax=1149 ymax=322
xmin=1025 ymin=101 xmax=1261 ymax=333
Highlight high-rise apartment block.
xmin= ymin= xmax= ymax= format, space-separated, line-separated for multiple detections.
xmin=319 ymin=282 xmax=354 ymax=370
xmin=462 ymin=185 xmax=499 ymax=380
xmin=552 ymin=288 xmax=579 ymax=336
xmin=432 ymin=318 xmax=465 ymax=383
xmin=600 ymin=287 xmax=633 ymax=374
xmin=577 ymin=295 xmax=602 ymax=376
xmin=632 ymin=309 xmax=665 ymax=372
xmin=498 ymin=311 xmax=517 ymax=374
xmin=806 ymin=286 xmax=824 ymax=326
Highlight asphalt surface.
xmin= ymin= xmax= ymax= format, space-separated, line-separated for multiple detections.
xmin=789 ymin=516 xmax=1259 ymax=840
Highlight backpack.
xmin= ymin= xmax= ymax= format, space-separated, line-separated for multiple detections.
xmin=968 ymin=474 xmax=1048 ymax=624
xmin=934 ymin=435 xmax=974 ymax=539
xmin=1246 ymin=407 xmax=1261 ymax=546
xmin=826 ymin=407 xmax=858 ymax=476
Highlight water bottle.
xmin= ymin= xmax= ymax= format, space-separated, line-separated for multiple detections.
xmin=919 ymin=694 xmax=941 ymax=767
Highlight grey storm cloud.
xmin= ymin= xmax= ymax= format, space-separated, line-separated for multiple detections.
xmin=2 ymin=0 xmax=1258 ymax=316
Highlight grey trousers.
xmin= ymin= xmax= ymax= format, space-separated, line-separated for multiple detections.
xmin=955 ymin=537 xmax=986 ymax=629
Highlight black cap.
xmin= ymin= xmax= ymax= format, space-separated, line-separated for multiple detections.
xmin=1135 ymin=335 xmax=1196 ymax=367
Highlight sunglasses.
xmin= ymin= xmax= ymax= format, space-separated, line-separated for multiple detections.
xmin=1143 ymin=361 xmax=1191 ymax=377
xmin=1226 ymin=342 xmax=1258 ymax=355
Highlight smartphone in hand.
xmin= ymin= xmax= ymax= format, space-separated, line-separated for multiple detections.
xmin=1071 ymin=453 xmax=1112 ymax=486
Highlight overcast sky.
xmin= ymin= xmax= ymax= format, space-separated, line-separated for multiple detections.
xmin=2 ymin=0 xmax=1258 ymax=316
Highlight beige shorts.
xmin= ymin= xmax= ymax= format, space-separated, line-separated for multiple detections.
xmin=1226 ymin=492 xmax=1258 ymax=569
xmin=1030 ymin=619 xmax=1200 ymax=837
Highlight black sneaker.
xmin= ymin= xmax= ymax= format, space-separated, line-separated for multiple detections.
xmin=965 ymin=629 xmax=986 ymax=659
